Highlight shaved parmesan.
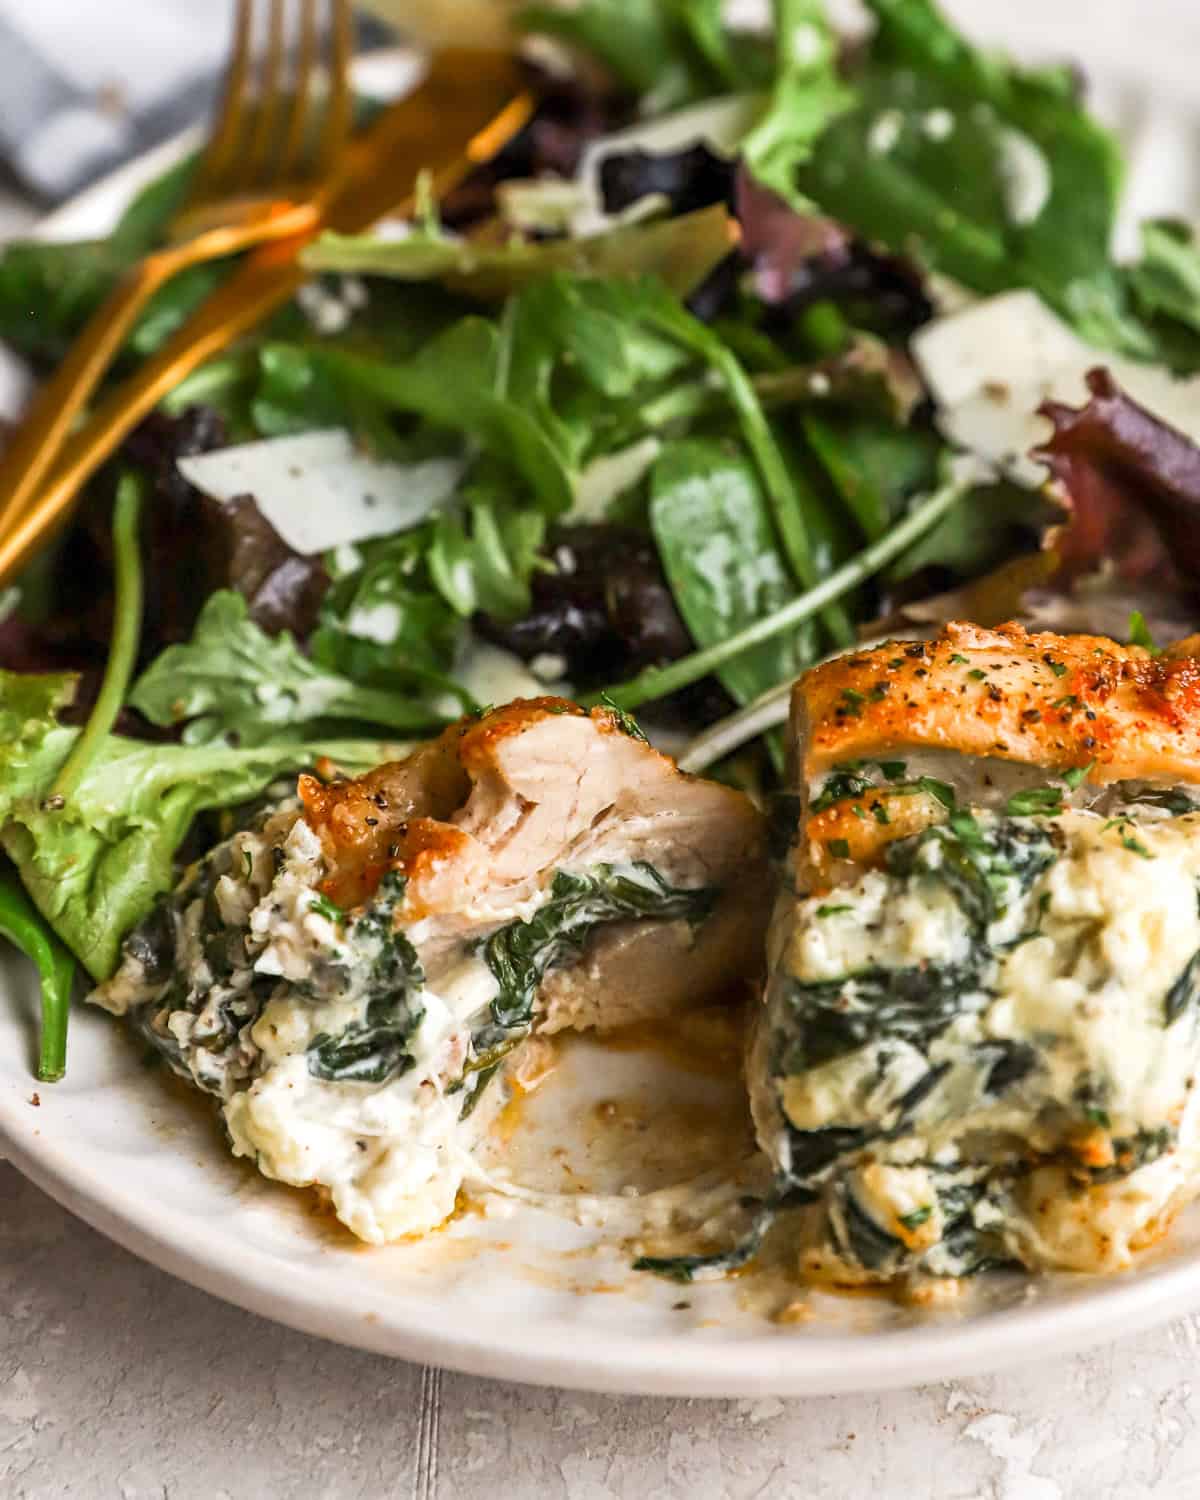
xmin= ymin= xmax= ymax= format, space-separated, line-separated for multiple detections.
xmin=178 ymin=430 xmax=465 ymax=556
xmin=913 ymin=290 xmax=1200 ymax=482
xmin=441 ymin=641 xmax=570 ymax=716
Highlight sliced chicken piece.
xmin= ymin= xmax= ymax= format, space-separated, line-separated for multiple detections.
xmin=748 ymin=622 xmax=1200 ymax=1288
xmin=93 ymin=698 xmax=767 ymax=1245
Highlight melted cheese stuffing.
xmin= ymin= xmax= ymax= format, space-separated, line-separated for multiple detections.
xmin=760 ymin=807 xmax=1200 ymax=1278
xmin=92 ymin=807 xmax=504 ymax=1245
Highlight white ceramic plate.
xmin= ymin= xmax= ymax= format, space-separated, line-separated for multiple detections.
xmin=7 ymin=14 xmax=1200 ymax=1398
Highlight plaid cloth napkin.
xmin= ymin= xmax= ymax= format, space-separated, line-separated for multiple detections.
xmin=0 ymin=0 xmax=389 ymax=203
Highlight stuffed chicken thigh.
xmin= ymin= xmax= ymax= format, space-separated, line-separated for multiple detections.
xmin=91 ymin=699 xmax=767 ymax=1244
xmin=752 ymin=622 xmax=1200 ymax=1285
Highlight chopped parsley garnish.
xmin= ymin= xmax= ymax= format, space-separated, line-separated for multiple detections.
xmin=1127 ymin=611 xmax=1160 ymax=654
xmin=949 ymin=653 xmax=969 ymax=665
xmin=242 ymin=849 xmax=254 ymax=879
xmin=1084 ymin=1106 xmax=1112 ymax=1129
xmin=816 ymin=904 xmax=852 ymax=917
xmin=899 ymin=1205 xmax=932 ymax=1231
xmin=968 ymin=668 xmax=987 ymax=681
xmin=811 ymin=770 xmax=876 ymax=812
xmin=599 ymin=693 xmax=648 ymax=742
xmin=309 ymin=894 xmax=345 ymax=924
xmin=1005 ymin=786 xmax=1064 ymax=817
xmin=879 ymin=761 xmax=907 ymax=781
xmin=1045 ymin=658 xmax=1068 ymax=677
xmin=839 ymin=688 xmax=866 ymax=717
xmin=872 ymin=803 xmax=891 ymax=825
xmin=828 ymin=838 xmax=851 ymax=859
xmin=1122 ymin=834 xmax=1153 ymax=859
xmin=1062 ymin=760 xmax=1094 ymax=790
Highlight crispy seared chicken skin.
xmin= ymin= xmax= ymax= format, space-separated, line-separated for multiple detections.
xmin=751 ymin=622 xmax=1200 ymax=1286
xmin=300 ymin=698 xmax=769 ymax=1023
xmin=94 ymin=698 xmax=768 ymax=1244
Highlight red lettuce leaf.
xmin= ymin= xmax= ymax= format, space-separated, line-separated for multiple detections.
xmin=1034 ymin=366 xmax=1200 ymax=589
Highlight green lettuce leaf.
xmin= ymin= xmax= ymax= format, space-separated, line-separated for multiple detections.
xmin=0 ymin=669 xmax=405 ymax=981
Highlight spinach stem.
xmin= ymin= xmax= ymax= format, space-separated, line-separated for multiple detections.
xmin=51 ymin=471 xmax=145 ymax=800
xmin=586 ymin=466 xmax=970 ymax=713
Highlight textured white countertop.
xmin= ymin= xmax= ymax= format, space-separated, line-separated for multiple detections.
xmin=4 ymin=1160 xmax=1200 ymax=1500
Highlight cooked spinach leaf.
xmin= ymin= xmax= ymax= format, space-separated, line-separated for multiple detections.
xmin=307 ymin=874 xmax=427 ymax=1085
xmin=480 ymin=862 xmax=716 ymax=1041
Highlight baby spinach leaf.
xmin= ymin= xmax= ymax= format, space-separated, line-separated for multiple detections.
xmin=801 ymin=412 xmax=940 ymax=541
xmin=310 ymin=532 xmax=466 ymax=687
xmin=649 ymin=438 xmax=806 ymax=704
xmin=428 ymin=501 xmax=546 ymax=622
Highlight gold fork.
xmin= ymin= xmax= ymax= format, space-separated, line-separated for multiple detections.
xmin=0 ymin=0 xmax=352 ymax=526
xmin=0 ymin=52 xmax=534 ymax=587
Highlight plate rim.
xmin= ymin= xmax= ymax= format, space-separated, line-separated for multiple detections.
xmin=8 ymin=28 xmax=1200 ymax=1398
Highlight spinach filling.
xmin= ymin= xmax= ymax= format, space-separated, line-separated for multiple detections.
xmin=780 ymin=813 xmax=1058 ymax=1077
xmin=638 ymin=811 xmax=1060 ymax=1284
xmin=469 ymin=861 xmax=718 ymax=1065
xmin=305 ymin=873 xmax=426 ymax=1085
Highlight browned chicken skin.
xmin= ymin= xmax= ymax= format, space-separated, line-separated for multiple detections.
xmin=303 ymin=698 xmax=770 ymax=1023
xmin=800 ymin=619 xmax=1200 ymax=783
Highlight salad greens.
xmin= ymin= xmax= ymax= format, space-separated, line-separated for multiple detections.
xmin=3 ymin=0 xmax=1200 ymax=1074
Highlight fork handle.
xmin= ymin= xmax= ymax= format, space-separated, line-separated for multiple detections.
xmin=0 ymin=205 xmax=316 ymax=533
xmin=0 ymin=248 xmax=190 ymax=527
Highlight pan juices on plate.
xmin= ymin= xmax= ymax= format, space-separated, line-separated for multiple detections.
xmin=750 ymin=621 xmax=1200 ymax=1287
xmin=90 ymin=699 xmax=768 ymax=1244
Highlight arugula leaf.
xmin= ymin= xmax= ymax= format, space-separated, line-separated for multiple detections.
xmin=1127 ymin=219 xmax=1200 ymax=363
xmin=310 ymin=532 xmax=467 ymax=688
xmin=428 ymin=501 xmax=547 ymax=621
xmin=0 ymin=241 xmax=222 ymax=370
xmin=1128 ymin=610 xmax=1161 ymax=654
xmin=739 ymin=0 xmax=854 ymax=209
xmin=650 ymin=438 xmax=807 ymax=704
xmin=302 ymin=322 xmax=575 ymax=514
xmin=801 ymin=412 xmax=940 ymax=541
xmin=129 ymin=590 xmax=451 ymax=745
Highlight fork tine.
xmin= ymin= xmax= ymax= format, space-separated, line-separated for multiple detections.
xmin=314 ymin=0 xmax=353 ymax=177
xmin=278 ymin=0 xmax=318 ymax=180
xmin=242 ymin=0 xmax=289 ymax=188
xmin=187 ymin=0 xmax=255 ymax=205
